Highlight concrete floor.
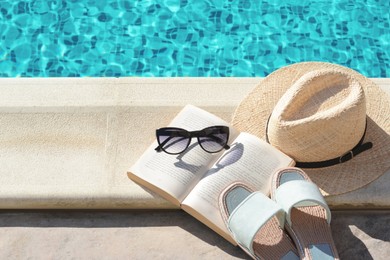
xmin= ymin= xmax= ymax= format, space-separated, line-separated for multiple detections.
xmin=0 ymin=210 xmax=389 ymax=260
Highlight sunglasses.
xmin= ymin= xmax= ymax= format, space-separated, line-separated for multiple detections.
xmin=154 ymin=126 xmax=230 ymax=155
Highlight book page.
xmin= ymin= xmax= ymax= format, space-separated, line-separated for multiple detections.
xmin=181 ymin=132 xmax=294 ymax=237
xmin=129 ymin=105 xmax=239 ymax=203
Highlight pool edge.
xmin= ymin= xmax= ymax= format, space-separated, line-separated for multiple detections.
xmin=0 ymin=77 xmax=389 ymax=209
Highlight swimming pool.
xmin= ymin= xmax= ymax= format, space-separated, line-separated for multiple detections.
xmin=0 ymin=0 xmax=389 ymax=77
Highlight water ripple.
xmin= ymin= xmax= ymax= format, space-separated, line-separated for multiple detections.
xmin=0 ymin=0 xmax=388 ymax=77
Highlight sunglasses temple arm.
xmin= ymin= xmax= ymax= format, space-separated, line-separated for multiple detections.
xmin=154 ymin=136 xmax=174 ymax=152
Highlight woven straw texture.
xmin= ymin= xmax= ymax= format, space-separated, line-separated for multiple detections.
xmin=219 ymin=182 xmax=298 ymax=259
xmin=271 ymin=168 xmax=339 ymax=259
xmin=267 ymin=69 xmax=366 ymax=162
xmin=232 ymin=62 xmax=390 ymax=196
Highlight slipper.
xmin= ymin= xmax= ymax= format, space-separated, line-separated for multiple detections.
xmin=271 ymin=167 xmax=340 ymax=260
xmin=219 ymin=182 xmax=299 ymax=260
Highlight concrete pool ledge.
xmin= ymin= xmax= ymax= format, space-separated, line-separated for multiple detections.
xmin=0 ymin=77 xmax=389 ymax=209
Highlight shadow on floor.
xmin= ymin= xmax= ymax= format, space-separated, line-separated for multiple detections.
xmin=0 ymin=210 xmax=389 ymax=259
xmin=0 ymin=209 xmax=249 ymax=259
xmin=331 ymin=210 xmax=390 ymax=260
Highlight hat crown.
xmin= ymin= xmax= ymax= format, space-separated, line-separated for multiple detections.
xmin=268 ymin=70 xmax=366 ymax=162
xmin=232 ymin=62 xmax=390 ymax=195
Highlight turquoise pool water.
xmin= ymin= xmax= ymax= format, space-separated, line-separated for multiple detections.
xmin=0 ymin=0 xmax=389 ymax=77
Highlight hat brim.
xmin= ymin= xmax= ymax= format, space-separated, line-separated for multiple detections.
xmin=231 ymin=62 xmax=390 ymax=196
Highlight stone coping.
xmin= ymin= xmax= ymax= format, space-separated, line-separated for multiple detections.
xmin=0 ymin=77 xmax=389 ymax=209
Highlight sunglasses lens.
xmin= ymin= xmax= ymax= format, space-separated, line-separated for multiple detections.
xmin=157 ymin=131 xmax=190 ymax=154
xmin=199 ymin=127 xmax=228 ymax=153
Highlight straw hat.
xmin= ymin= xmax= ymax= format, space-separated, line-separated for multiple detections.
xmin=232 ymin=62 xmax=390 ymax=196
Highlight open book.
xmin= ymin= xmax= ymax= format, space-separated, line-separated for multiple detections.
xmin=128 ymin=105 xmax=295 ymax=244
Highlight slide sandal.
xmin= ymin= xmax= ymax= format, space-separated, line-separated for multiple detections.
xmin=271 ymin=167 xmax=339 ymax=260
xmin=219 ymin=182 xmax=299 ymax=260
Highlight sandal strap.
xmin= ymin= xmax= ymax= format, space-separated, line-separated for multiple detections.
xmin=228 ymin=192 xmax=285 ymax=255
xmin=275 ymin=180 xmax=331 ymax=226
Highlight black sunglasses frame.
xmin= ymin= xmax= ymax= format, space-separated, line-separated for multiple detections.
xmin=155 ymin=125 xmax=230 ymax=155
